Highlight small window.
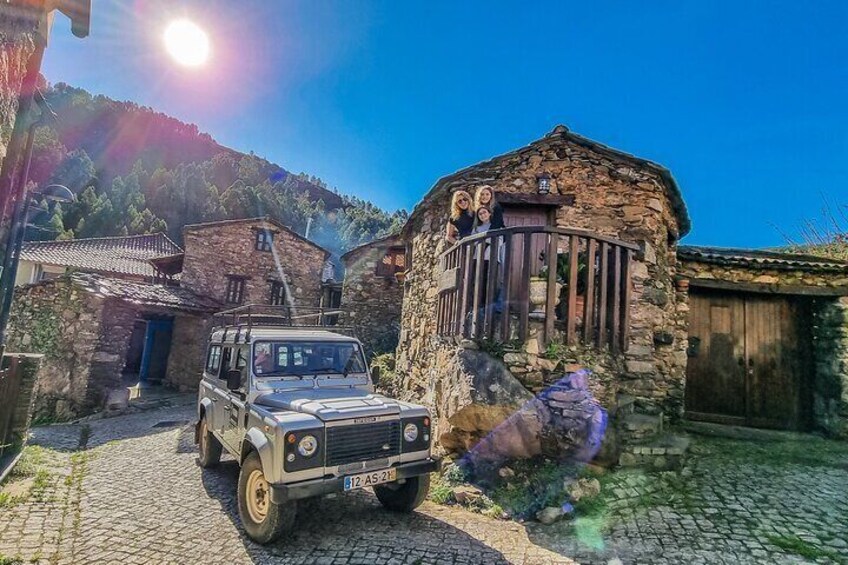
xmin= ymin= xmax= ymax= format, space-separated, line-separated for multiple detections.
xmin=269 ymin=280 xmax=286 ymax=306
xmin=255 ymin=230 xmax=273 ymax=252
xmin=206 ymin=345 xmax=222 ymax=375
xmin=225 ymin=276 xmax=246 ymax=304
xmin=376 ymin=247 xmax=406 ymax=277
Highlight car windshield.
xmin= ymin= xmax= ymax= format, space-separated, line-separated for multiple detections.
xmin=253 ymin=341 xmax=367 ymax=376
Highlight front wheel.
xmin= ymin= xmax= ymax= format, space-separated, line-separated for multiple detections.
xmin=374 ymin=473 xmax=430 ymax=512
xmin=237 ymin=451 xmax=296 ymax=544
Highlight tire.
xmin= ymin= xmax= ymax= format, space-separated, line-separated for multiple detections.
xmin=197 ymin=415 xmax=222 ymax=468
xmin=374 ymin=473 xmax=431 ymax=512
xmin=237 ymin=451 xmax=296 ymax=544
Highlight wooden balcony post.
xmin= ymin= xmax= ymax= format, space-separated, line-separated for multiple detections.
xmin=544 ymin=231 xmax=559 ymax=344
xmin=566 ymin=235 xmax=579 ymax=345
xmin=583 ymin=239 xmax=597 ymax=344
xmin=598 ymin=241 xmax=609 ymax=348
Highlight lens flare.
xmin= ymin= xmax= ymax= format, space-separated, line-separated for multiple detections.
xmin=164 ymin=19 xmax=210 ymax=67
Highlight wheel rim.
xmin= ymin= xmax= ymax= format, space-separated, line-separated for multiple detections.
xmin=245 ymin=469 xmax=270 ymax=523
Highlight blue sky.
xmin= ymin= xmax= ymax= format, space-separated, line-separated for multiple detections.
xmin=42 ymin=1 xmax=848 ymax=247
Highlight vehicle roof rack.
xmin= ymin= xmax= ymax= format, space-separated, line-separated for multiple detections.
xmin=212 ymin=304 xmax=352 ymax=342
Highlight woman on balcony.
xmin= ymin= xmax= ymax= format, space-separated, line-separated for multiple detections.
xmin=471 ymin=206 xmax=505 ymax=321
xmin=446 ymin=190 xmax=475 ymax=243
xmin=473 ymin=185 xmax=505 ymax=230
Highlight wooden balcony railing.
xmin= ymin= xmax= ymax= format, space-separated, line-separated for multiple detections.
xmin=436 ymin=226 xmax=639 ymax=352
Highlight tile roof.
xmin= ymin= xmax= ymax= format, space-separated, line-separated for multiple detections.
xmin=20 ymin=233 xmax=183 ymax=278
xmin=71 ymin=273 xmax=221 ymax=313
xmin=677 ymin=245 xmax=848 ymax=273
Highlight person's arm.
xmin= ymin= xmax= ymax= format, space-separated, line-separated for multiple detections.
xmin=446 ymin=221 xmax=458 ymax=244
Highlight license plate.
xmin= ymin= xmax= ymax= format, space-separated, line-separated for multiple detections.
xmin=343 ymin=468 xmax=397 ymax=491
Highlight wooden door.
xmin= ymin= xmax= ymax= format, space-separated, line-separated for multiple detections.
xmin=502 ymin=206 xmax=552 ymax=301
xmin=685 ymin=291 xmax=747 ymax=423
xmin=685 ymin=289 xmax=805 ymax=430
xmin=745 ymin=295 xmax=800 ymax=429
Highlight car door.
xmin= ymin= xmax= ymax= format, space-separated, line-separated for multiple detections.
xmin=201 ymin=344 xmax=224 ymax=431
xmin=221 ymin=346 xmax=249 ymax=452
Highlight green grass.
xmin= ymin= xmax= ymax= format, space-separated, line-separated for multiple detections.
xmin=766 ymin=534 xmax=844 ymax=563
xmin=0 ymin=554 xmax=24 ymax=565
xmin=428 ymin=477 xmax=454 ymax=505
xmin=700 ymin=435 xmax=848 ymax=469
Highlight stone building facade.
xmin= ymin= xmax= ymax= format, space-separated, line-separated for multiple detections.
xmin=7 ymin=273 xmax=219 ymax=420
xmin=396 ymin=126 xmax=692 ymax=451
xmin=394 ymin=126 xmax=848 ymax=457
xmin=340 ymin=234 xmax=405 ymax=357
xmin=181 ymin=217 xmax=329 ymax=310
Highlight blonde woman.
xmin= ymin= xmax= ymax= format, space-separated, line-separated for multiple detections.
xmin=446 ymin=190 xmax=474 ymax=243
xmin=473 ymin=185 xmax=505 ymax=229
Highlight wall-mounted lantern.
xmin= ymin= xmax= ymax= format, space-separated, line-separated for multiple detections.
xmin=536 ymin=172 xmax=552 ymax=194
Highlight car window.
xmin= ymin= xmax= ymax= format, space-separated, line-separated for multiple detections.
xmin=253 ymin=341 xmax=366 ymax=376
xmin=205 ymin=345 xmax=222 ymax=375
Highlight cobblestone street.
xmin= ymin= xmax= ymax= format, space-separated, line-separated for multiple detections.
xmin=1 ymin=399 xmax=847 ymax=565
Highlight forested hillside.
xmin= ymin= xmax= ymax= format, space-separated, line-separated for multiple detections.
xmin=25 ymin=83 xmax=406 ymax=258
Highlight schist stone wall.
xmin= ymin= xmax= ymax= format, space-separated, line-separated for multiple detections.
xmin=395 ymin=126 xmax=691 ymax=452
xmin=166 ymin=313 xmax=214 ymax=391
xmin=181 ymin=218 xmax=328 ymax=310
xmin=0 ymin=7 xmax=38 ymax=162
xmin=341 ymin=235 xmax=405 ymax=357
xmin=7 ymin=278 xmax=106 ymax=420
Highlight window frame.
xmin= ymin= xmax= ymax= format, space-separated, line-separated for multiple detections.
xmin=269 ymin=280 xmax=286 ymax=306
xmin=375 ymin=246 xmax=407 ymax=277
xmin=225 ymin=275 xmax=247 ymax=304
xmin=255 ymin=229 xmax=274 ymax=252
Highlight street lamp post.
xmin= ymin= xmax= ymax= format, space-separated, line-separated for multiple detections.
xmin=0 ymin=184 xmax=75 ymax=358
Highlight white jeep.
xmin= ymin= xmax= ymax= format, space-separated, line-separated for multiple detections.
xmin=195 ymin=306 xmax=437 ymax=544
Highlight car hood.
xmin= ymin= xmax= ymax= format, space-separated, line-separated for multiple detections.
xmin=255 ymin=389 xmax=401 ymax=421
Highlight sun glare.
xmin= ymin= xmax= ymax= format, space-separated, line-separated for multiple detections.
xmin=164 ymin=19 xmax=210 ymax=67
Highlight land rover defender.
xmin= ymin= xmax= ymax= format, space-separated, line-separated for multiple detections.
xmin=195 ymin=305 xmax=437 ymax=544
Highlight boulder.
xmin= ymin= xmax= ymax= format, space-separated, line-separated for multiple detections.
xmin=452 ymin=485 xmax=483 ymax=505
xmin=566 ymin=477 xmax=601 ymax=501
xmin=438 ymin=349 xmax=533 ymax=448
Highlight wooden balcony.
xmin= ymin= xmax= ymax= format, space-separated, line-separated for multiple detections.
xmin=436 ymin=226 xmax=639 ymax=352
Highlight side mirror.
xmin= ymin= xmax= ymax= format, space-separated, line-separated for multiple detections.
xmin=370 ymin=366 xmax=381 ymax=386
xmin=226 ymin=369 xmax=242 ymax=391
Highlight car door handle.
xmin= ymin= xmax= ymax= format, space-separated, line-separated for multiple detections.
xmin=211 ymin=397 xmax=218 ymax=402
xmin=223 ymin=405 xmax=231 ymax=411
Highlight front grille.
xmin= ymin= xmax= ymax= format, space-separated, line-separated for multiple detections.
xmin=326 ymin=421 xmax=400 ymax=466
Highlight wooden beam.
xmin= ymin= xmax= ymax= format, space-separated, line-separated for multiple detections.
xmin=566 ymin=235 xmax=579 ymax=345
xmin=620 ymin=249 xmax=632 ymax=351
xmin=518 ymin=233 xmax=532 ymax=342
xmin=597 ymin=242 xmax=609 ymax=348
xmin=688 ymin=278 xmax=848 ymax=296
xmin=583 ymin=239 xmax=597 ymax=344
xmin=544 ymin=232 xmax=559 ymax=344
xmin=500 ymin=233 xmax=513 ymax=340
xmin=497 ymin=193 xmax=576 ymax=206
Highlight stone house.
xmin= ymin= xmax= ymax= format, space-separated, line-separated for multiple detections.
xmin=14 ymin=232 xmax=182 ymax=286
xmin=340 ymin=234 xmax=406 ymax=357
xmin=393 ymin=125 xmax=848 ymax=462
xmin=8 ymin=216 xmax=332 ymax=419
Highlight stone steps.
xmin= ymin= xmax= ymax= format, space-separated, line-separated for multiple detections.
xmin=618 ymin=433 xmax=690 ymax=471
xmin=619 ymin=412 xmax=664 ymax=442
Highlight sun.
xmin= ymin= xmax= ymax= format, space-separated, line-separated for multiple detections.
xmin=164 ymin=19 xmax=210 ymax=67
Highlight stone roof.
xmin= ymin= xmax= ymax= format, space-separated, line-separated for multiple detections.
xmin=20 ymin=233 xmax=182 ymax=279
xmin=404 ymin=124 xmax=691 ymax=237
xmin=340 ymin=233 xmax=403 ymax=264
xmin=678 ymin=245 xmax=848 ymax=273
xmin=183 ymin=216 xmax=331 ymax=258
xmin=71 ymin=273 xmax=222 ymax=313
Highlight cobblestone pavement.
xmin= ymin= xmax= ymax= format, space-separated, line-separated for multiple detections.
xmin=1 ymin=399 xmax=846 ymax=564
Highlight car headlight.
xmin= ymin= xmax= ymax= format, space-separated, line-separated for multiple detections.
xmin=403 ymin=423 xmax=419 ymax=442
xmin=297 ymin=434 xmax=318 ymax=457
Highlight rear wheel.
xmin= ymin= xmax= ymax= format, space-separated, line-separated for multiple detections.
xmin=237 ymin=451 xmax=296 ymax=544
xmin=374 ymin=473 xmax=430 ymax=512
xmin=197 ymin=415 xmax=222 ymax=468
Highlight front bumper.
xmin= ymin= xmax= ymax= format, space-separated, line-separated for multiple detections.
xmin=270 ymin=458 xmax=439 ymax=504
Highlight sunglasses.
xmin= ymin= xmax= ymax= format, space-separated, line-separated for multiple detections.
xmin=457 ymin=198 xmax=469 ymax=203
